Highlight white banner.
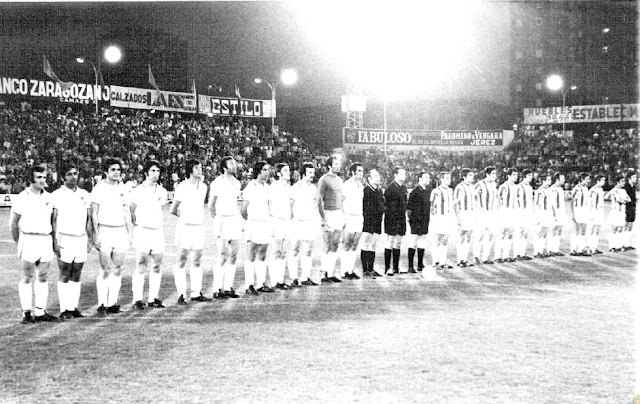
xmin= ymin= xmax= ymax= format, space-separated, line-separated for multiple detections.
xmin=524 ymin=103 xmax=640 ymax=124
xmin=110 ymin=86 xmax=196 ymax=113
xmin=0 ymin=77 xmax=109 ymax=104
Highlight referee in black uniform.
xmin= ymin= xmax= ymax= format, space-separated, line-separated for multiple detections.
xmin=361 ymin=168 xmax=384 ymax=277
xmin=623 ymin=170 xmax=637 ymax=250
xmin=406 ymin=172 xmax=431 ymax=272
xmin=384 ymin=167 xmax=408 ymax=275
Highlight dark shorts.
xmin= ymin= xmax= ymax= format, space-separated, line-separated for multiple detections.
xmin=410 ymin=220 xmax=429 ymax=235
xmin=626 ymin=207 xmax=636 ymax=223
xmin=384 ymin=220 xmax=406 ymax=236
xmin=363 ymin=219 xmax=382 ymax=235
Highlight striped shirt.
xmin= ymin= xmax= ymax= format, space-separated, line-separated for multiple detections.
xmin=475 ymin=180 xmax=497 ymax=211
xmin=548 ymin=185 xmax=565 ymax=214
xmin=430 ymin=186 xmax=454 ymax=216
xmin=516 ymin=183 xmax=534 ymax=211
xmin=571 ymin=184 xmax=589 ymax=209
xmin=535 ymin=187 xmax=552 ymax=212
xmin=498 ymin=182 xmax=519 ymax=210
xmin=610 ymin=187 xmax=629 ymax=213
xmin=453 ymin=182 xmax=475 ymax=211
xmin=589 ymin=186 xmax=605 ymax=214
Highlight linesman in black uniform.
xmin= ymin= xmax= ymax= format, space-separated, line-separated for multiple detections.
xmin=384 ymin=166 xmax=408 ymax=275
xmin=406 ymin=172 xmax=431 ymax=273
xmin=361 ymin=168 xmax=384 ymax=278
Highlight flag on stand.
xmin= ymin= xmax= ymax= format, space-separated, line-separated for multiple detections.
xmin=42 ymin=55 xmax=74 ymax=91
xmin=148 ymin=65 xmax=161 ymax=98
xmin=191 ymin=78 xmax=197 ymax=96
xmin=234 ymin=84 xmax=242 ymax=99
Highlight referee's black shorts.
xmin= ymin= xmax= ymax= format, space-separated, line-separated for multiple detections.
xmin=363 ymin=219 xmax=382 ymax=234
xmin=384 ymin=219 xmax=406 ymax=236
xmin=409 ymin=220 xmax=429 ymax=236
xmin=626 ymin=206 xmax=636 ymax=223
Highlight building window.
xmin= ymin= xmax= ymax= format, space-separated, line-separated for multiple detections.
xmin=535 ymin=49 xmax=543 ymax=58
xmin=516 ymin=84 xmax=522 ymax=92
xmin=515 ymin=51 xmax=523 ymax=60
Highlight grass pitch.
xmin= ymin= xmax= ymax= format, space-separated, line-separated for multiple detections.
xmin=0 ymin=207 xmax=637 ymax=403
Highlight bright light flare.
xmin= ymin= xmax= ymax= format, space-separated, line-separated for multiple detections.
xmin=292 ymin=1 xmax=481 ymax=99
xmin=281 ymin=68 xmax=298 ymax=86
xmin=546 ymin=74 xmax=564 ymax=91
xmin=104 ymin=45 xmax=122 ymax=64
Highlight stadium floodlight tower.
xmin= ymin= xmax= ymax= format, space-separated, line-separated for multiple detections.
xmin=255 ymin=68 xmax=298 ymax=129
xmin=546 ymin=74 xmax=577 ymax=135
xmin=77 ymin=45 xmax=122 ymax=115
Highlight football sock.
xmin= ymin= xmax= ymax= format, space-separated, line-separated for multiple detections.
xmin=96 ymin=275 xmax=108 ymax=306
xmin=18 ymin=281 xmax=32 ymax=311
xmin=70 ymin=281 xmax=81 ymax=310
xmin=431 ymin=244 xmax=439 ymax=266
xmin=328 ymin=251 xmax=338 ymax=277
xmin=320 ymin=253 xmax=328 ymax=277
xmin=173 ymin=266 xmax=187 ymax=297
xmin=34 ymin=281 xmax=48 ymax=315
xmin=301 ymin=255 xmax=312 ymax=280
xmin=255 ymin=261 xmax=267 ymax=286
xmin=244 ymin=261 xmax=255 ymax=290
xmin=360 ymin=250 xmax=369 ymax=273
xmin=57 ymin=281 xmax=68 ymax=312
xmin=189 ymin=266 xmax=203 ymax=297
xmin=268 ymin=261 xmax=278 ymax=286
xmin=384 ymin=248 xmax=392 ymax=270
xmin=132 ymin=271 xmax=145 ymax=302
xmin=392 ymin=248 xmax=400 ymax=271
xmin=439 ymin=244 xmax=448 ymax=266
xmin=408 ymin=248 xmax=416 ymax=269
xmin=287 ymin=255 xmax=299 ymax=281
xmin=223 ymin=264 xmax=236 ymax=291
xmin=107 ymin=275 xmax=121 ymax=307
xmin=482 ymin=240 xmax=492 ymax=261
xmin=212 ymin=264 xmax=224 ymax=293
xmin=417 ymin=248 xmax=425 ymax=268
xmin=148 ymin=271 xmax=162 ymax=301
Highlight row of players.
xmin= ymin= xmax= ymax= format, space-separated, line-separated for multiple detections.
xmin=10 ymin=156 xmax=636 ymax=323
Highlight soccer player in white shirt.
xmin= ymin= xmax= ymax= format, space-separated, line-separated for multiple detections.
xmin=427 ymin=171 xmax=452 ymax=279
xmin=11 ymin=165 xmax=57 ymax=323
xmin=269 ymin=163 xmax=294 ymax=289
xmin=52 ymin=163 xmax=92 ymax=320
xmin=514 ymin=169 xmax=534 ymax=260
xmin=341 ymin=162 xmax=364 ymax=280
xmin=288 ymin=162 xmax=318 ymax=286
xmin=170 ymin=159 xmax=211 ymax=304
xmin=587 ymin=175 xmax=606 ymax=254
xmin=533 ymin=174 xmax=553 ymax=258
xmin=209 ymin=156 xmax=243 ymax=299
xmin=608 ymin=175 xmax=631 ymax=252
xmin=129 ymin=160 xmax=168 ymax=310
xmin=547 ymin=173 xmax=566 ymax=256
xmin=495 ymin=168 xmax=519 ymax=262
xmin=317 ymin=155 xmax=345 ymax=283
xmin=242 ymin=161 xmax=275 ymax=295
xmin=473 ymin=166 xmax=498 ymax=264
xmin=91 ymin=158 xmax=132 ymax=315
xmin=570 ymin=173 xmax=591 ymax=256
xmin=453 ymin=169 xmax=475 ymax=267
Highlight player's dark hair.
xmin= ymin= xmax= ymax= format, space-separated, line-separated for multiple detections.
xmin=325 ymin=155 xmax=337 ymax=168
xmin=103 ymin=157 xmax=122 ymax=173
xmin=220 ymin=156 xmax=234 ymax=174
xmin=505 ymin=168 xmax=518 ymax=177
xmin=367 ymin=168 xmax=379 ymax=179
xmin=594 ymin=174 xmax=605 ymax=182
xmin=143 ymin=160 xmax=161 ymax=177
xmin=522 ymin=169 xmax=532 ymax=177
xmin=625 ymin=170 xmax=636 ymax=180
xmin=185 ymin=159 xmax=201 ymax=178
xmin=484 ymin=166 xmax=496 ymax=176
xmin=253 ymin=161 xmax=268 ymax=179
xmin=438 ymin=171 xmax=450 ymax=180
xmin=29 ymin=165 xmax=46 ymax=183
xmin=614 ymin=174 xmax=625 ymax=184
xmin=348 ymin=162 xmax=362 ymax=176
xmin=60 ymin=162 xmax=78 ymax=177
xmin=539 ymin=173 xmax=550 ymax=182
xmin=460 ymin=168 xmax=471 ymax=179
xmin=392 ymin=166 xmax=404 ymax=176
xmin=579 ymin=172 xmax=590 ymax=181
xmin=300 ymin=162 xmax=314 ymax=178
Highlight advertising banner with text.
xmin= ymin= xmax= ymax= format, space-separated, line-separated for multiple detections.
xmin=0 ymin=76 xmax=110 ymax=104
xmin=110 ymin=86 xmax=196 ymax=114
xmin=523 ymin=103 xmax=640 ymax=124
xmin=197 ymin=95 xmax=273 ymax=118
xmin=343 ymin=128 xmax=509 ymax=150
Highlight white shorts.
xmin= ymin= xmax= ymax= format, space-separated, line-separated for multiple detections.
xmin=98 ymin=225 xmax=130 ymax=253
xmin=457 ymin=211 xmax=475 ymax=231
xmin=18 ymin=233 xmax=54 ymax=264
xmin=212 ymin=215 xmax=242 ymax=241
xmin=589 ymin=211 xmax=605 ymax=227
xmin=552 ymin=212 xmax=566 ymax=227
xmin=517 ymin=209 xmax=536 ymax=229
xmin=290 ymin=219 xmax=317 ymax=241
xmin=344 ymin=214 xmax=364 ymax=233
xmin=609 ymin=210 xmax=626 ymax=227
xmin=537 ymin=212 xmax=554 ymax=228
xmin=271 ymin=218 xmax=291 ymax=240
xmin=430 ymin=214 xmax=456 ymax=235
xmin=134 ymin=226 xmax=165 ymax=254
xmin=499 ymin=210 xmax=518 ymax=230
xmin=475 ymin=211 xmax=498 ymax=233
xmin=324 ymin=210 xmax=345 ymax=232
xmin=246 ymin=219 xmax=273 ymax=244
xmin=175 ymin=223 xmax=205 ymax=250
xmin=573 ymin=208 xmax=589 ymax=224
xmin=56 ymin=233 xmax=88 ymax=263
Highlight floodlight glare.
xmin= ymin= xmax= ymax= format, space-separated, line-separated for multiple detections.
xmin=76 ymin=57 xmax=85 ymax=64
xmin=546 ymin=75 xmax=564 ymax=91
xmin=280 ymin=69 xmax=298 ymax=86
xmin=104 ymin=46 xmax=122 ymax=64
xmin=254 ymin=78 xmax=263 ymax=84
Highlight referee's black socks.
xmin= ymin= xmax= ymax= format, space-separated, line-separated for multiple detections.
xmin=392 ymin=248 xmax=401 ymax=272
xmin=384 ymin=249 xmax=392 ymax=272
xmin=408 ymin=248 xmax=416 ymax=270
